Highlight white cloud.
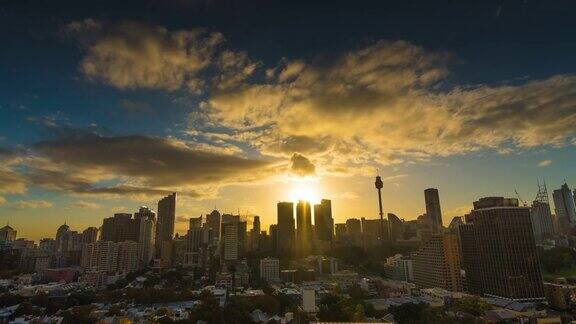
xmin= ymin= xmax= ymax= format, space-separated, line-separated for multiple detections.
xmin=10 ymin=200 xmax=53 ymax=210
xmin=537 ymin=159 xmax=552 ymax=167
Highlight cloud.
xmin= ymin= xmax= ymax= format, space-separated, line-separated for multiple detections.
xmin=290 ymin=153 xmax=315 ymax=176
xmin=66 ymin=20 xmax=223 ymax=92
xmin=338 ymin=191 xmax=359 ymax=200
xmin=72 ymin=200 xmax=102 ymax=209
xmin=1 ymin=133 xmax=276 ymax=200
xmin=201 ymin=40 xmax=576 ymax=170
xmin=118 ymin=99 xmax=154 ymax=113
xmin=10 ymin=200 xmax=53 ymax=210
xmin=176 ymin=216 xmax=190 ymax=223
xmin=537 ymin=159 xmax=552 ymax=167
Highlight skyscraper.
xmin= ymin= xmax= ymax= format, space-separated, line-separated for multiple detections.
xmin=314 ymin=199 xmax=334 ymax=242
xmin=135 ymin=207 xmax=156 ymax=267
xmin=277 ymin=202 xmax=295 ymax=254
xmin=424 ymin=188 xmax=443 ymax=232
xmin=413 ymin=233 xmax=462 ymax=292
xmin=0 ymin=225 xmax=16 ymax=243
xmin=222 ymin=222 xmax=238 ymax=262
xmin=531 ymin=181 xmax=554 ymax=242
xmin=189 ymin=216 xmax=202 ymax=229
xmin=206 ymin=209 xmax=221 ymax=242
xmin=156 ymin=193 xmax=176 ymax=254
xmin=296 ymin=200 xmax=313 ymax=255
xmin=81 ymin=227 xmax=98 ymax=244
xmin=459 ymin=197 xmax=544 ymax=301
xmin=388 ymin=213 xmax=403 ymax=241
xmin=101 ymin=213 xmax=138 ymax=243
xmin=251 ymin=216 xmax=261 ymax=251
xmin=552 ymin=183 xmax=576 ymax=231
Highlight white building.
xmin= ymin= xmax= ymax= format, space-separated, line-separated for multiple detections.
xmin=301 ymin=288 xmax=317 ymax=313
xmin=259 ymin=258 xmax=280 ymax=282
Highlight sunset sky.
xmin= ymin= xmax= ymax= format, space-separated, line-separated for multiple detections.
xmin=1 ymin=0 xmax=576 ymax=241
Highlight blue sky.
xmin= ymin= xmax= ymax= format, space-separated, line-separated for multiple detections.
xmin=1 ymin=0 xmax=575 ymax=240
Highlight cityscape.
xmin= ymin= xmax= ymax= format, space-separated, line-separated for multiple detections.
xmin=2 ymin=179 xmax=576 ymax=323
xmin=2 ymin=0 xmax=576 ymax=323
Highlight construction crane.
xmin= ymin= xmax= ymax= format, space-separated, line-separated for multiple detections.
xmin=515 ymin=190 xmax=528 ymax=207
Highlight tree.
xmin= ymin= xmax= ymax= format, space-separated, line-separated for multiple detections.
xmin=451 ymin=296 xmax=492 ymax=316
xmin=540 ymin=247 xmax=575 ymax=273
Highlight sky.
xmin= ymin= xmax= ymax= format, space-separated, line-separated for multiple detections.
xmin=1 ymin=0 xmax=576 ymax=241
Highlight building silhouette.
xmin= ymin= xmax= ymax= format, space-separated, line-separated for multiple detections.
xmin=459 ymin=197 xmax=545 ymax=302
xmin=424 ymin=188 xmax=443 ymax=232
xmin=277 ymin=202 xmax=295 ymax=255
xmin=531 ymin=181 xmax=554 ymax=242
xmin=0 ymin=225 xmax=17 ymax=243
xmin=206 ymin=209 xmax=221 ymax=242
xmin=552 ymin=182 xmax=576 ymax=232
xmin=156 ymin=193 xmax=177 ymax=253
xmin=313 ymin=199 xmax=333 ymax=242
xmin=296 ymin=200 xmax=313 ymax=255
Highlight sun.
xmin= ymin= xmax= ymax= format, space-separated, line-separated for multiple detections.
xmin=289 ymin=184 xmax=320 ymax=204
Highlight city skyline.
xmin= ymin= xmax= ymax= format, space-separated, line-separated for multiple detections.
xmin=1 ymin=0 xmax=576 ymax=242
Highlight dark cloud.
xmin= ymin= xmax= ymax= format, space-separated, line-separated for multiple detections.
xmin=32 ymin=134 xmax=272 ymax=187
xmin=290 ymin=153 xmax=315 ymax=176
xmin=24 ymin=168 xmax=202 ymax=198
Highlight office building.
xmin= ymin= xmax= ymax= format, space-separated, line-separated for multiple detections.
xmin=81 ymin=227 xmax=98 ymax=244
xmin=189 ymin=216 xmax=202 ymax=229
xmin=459 ymin=197 xmax=545 ymax=302
xmin=157 ymin=193 xmax=177 ymax=252
xmin=206 ymin=209 xmax=221 ymax=242
xmin=388 ymin=213 xmax=403 ymax=241
xmin=259 ymin=257 xmax=280 ymax=282
xmin=424 ymin=188 xmax=443 ymax=232
xmin=314 ymin=199 xmax=333 ymax=242
xmin=251 ymin=216 xmax=261 ymax=251
xmin=296 ymin=200 xmax=313 ymax=255
xmin=346 ymin=218 xmax=362 ymax=244
xmin=101 ymin=213 xmax=138 ymax=243
xmin=0 ymin=225 xmax=16 ymax=243
xmin=552 ymin=183 xmax=576 ymax=231
xmin=413 ymin=233 xmax=462 ymax=292
xmin=277 ymin=202 xmax=295 ymax=254
xmin=137 ymin=208 xmax=156 ymax=266
xmin=223 ymin=222 xmax=238 ymax=262
xmin=117 ymin=241 xmax=139 ymax=273
xmin=81 ymin=241 xmax=119 ymax=273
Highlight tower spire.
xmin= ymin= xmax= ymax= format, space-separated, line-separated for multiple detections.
xmin=375 ymin=172 xmax=385 ymax=246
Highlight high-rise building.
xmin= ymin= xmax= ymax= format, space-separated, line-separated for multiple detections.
xmin=259 ymin=257 xmax=280 ymax=282
xmin=136 ymin=207 xmax=156 ymax=267
xmin=222 ymin=222 xmax=238 ymax=262
xmin=0 ymin=225 xmax=16 ymax=243
xmin=277 ymin=202 xmax=295 ymax=254
xmin=296 ymin=200 xmax=313 ymax=255
xmin=388 ymin=213 xmax=403 ymax=241
xmin=251 ymin=216 xmax=261 ymax=251
xmin=346 ymin=218 xmax=362 ymax=244
xmin=552 ymin=183 xmax=576 ymax=231
xmin=81 ymin=241 xmax=119 ymax=273
xmin=189 ymin=216 xmax=202 ymax=229
xmin=39 ymin=238 xmax=55 ymax=252
xmin=459 ymin=197 xmax=545 ymax=301
xmin=413 ymin=233 xmax=462 ymax=292
xmin=206 ymin=210 xmax=221 ymax=242
xmin=314 ymin=199 xmax=334 ymax=242
xmin=360 ymin=218 xmax=385 ymax=245
xmin=117 ymin=241 xmax=139 ymax=273
xmin=101 ymin=213 xmax=138 ymax=243
xmin=531 ymin=182 xmax=554 ymax=242
xmin=334 ymin=223 xmax=347 ymax=242
xmin=424 ymin=188 xmax=443 ymax=232
xmin=81 ymin=227 xmax=98 ymax=244
xmin=157 ymin=193 xmax=177 ymax=252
